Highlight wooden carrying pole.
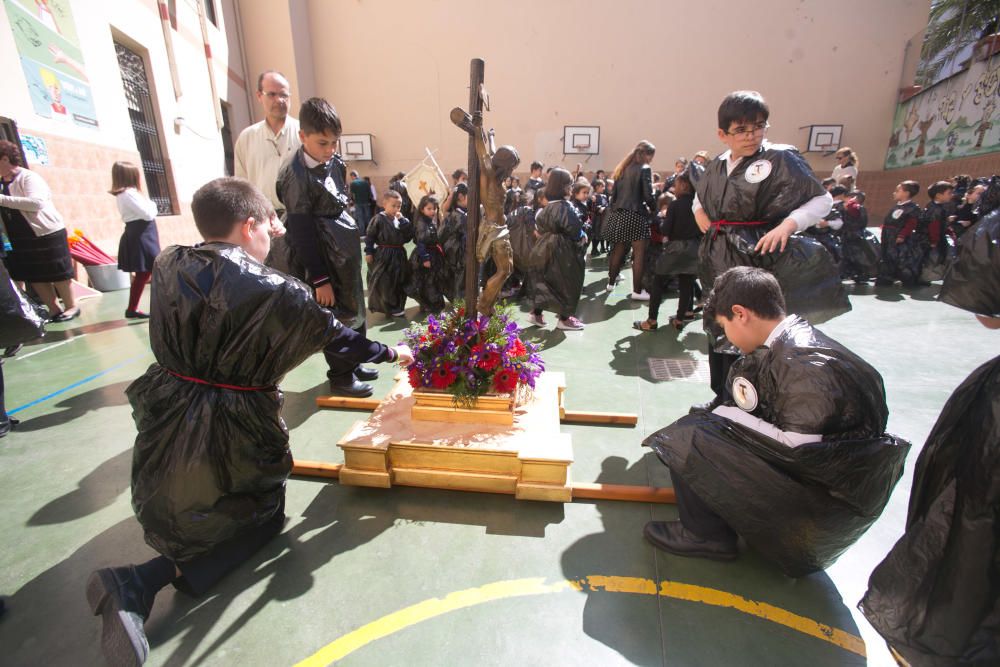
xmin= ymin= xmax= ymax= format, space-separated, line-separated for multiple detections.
xmin=463 ymin=59 xmax=485 ymax=314
xmin=290 ymin=460 xmax=675 ymax=503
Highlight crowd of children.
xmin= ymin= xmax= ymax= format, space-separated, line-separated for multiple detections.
xmin=1 ymin=82 xmax=993 ymax=666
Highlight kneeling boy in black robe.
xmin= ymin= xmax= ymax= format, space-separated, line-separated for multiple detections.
xmin=644 ymin=266 xmax=909 ymax=577
xmin=85 ymin=178 xmax=412 ymax=666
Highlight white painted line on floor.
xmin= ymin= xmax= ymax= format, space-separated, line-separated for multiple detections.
xmin=12 ymin=334 xmax=87 ymax=361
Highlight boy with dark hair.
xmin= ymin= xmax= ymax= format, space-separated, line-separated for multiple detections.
xmin=840 ymin=190 xmax=879 ymax=283
xmin=364 ymin=189 xmax=413 ymax=317
xmin=526 ymin=161 xmax=545 ymax=193
xmin=876 ymin=180 xmax=922 ymax=286
xmin=644 ymin=266 xmax=907 ymax=575
xmin=589 ymin=178 xmax=609 ymax=256
xmin=692 ymin=90 xmax=848 ymax=412
xmin=86 ymin=177 xmax=411 ymax=666
xmin=920 ymin=180 xmax=955 ymax=280
xmin=276 ymin=97 xmax=376 ymax=397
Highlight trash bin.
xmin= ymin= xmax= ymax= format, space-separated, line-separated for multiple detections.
xmin=85 ymin=264 xmax=131 ymax=292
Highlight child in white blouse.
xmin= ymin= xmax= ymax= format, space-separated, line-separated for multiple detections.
xmin=110 ymin=162 xmax=160 ymax=319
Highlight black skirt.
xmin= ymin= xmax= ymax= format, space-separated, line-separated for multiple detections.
xmin=603 ymin=208 xmax=650 ymax=244
xmin=118 ymin=219 xmax=161 ymax=273
xmin=1 ymin=203 xmax=73 ymax=282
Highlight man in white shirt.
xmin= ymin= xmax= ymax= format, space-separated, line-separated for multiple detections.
xmin=233 ymin=71 xmax=301 ymax=215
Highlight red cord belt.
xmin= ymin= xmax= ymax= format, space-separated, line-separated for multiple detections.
xmin=165 ymin=368 xmax=275 ymax=392
xmin=711 ymin=220 xmax=768 ymax=240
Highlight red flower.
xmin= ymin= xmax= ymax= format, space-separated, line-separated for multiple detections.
xmin=508 ymin=339 xmax=527 ymax=358
xmin=431 ymin=364 xmax=458 ymax=389
xmin=457 ymin=307 xmax=466 ymax=317
xmin=477 ymin=351 xmax=501 ymax=371
xmin=407 ymin=367 xmax=422 ymax=388
xmin=492 ymin=368 xmax=518 ymax=394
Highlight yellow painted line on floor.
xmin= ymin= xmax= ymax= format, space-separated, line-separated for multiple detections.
xmin=295 ymin=576 xmax=865 ymax=666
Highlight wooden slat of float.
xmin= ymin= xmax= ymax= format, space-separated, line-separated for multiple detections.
xmin=291 ymin=459 xmax=342 ymax=478
xmin=291 ymin=460 xmax=673 ymax=504
xmin=560 ymin=410 xmax=638 ymax=426
xmin=314 ymin=396 xmax=382 ymax=410
xmin=571 ymin=483 xmax=675 ymax=504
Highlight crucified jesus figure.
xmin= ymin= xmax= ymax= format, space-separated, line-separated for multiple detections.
xmin=450 ymin=106 xmax=520 ymax=315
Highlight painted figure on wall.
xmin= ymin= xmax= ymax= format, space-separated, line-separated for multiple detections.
xmin=915 ymin=115 xmax=936 ymax=158
xmin=976 ymin=100 xmax=995 ymax=148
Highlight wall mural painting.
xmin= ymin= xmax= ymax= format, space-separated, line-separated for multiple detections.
xmin=3 ymin=0 xmax=99 ymax=129
xmin=886 ymin=52 xmax=999 ymax=169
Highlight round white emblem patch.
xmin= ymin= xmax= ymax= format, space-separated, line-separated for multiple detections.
xmin=732 ymin=376 xmax=759 ymax=412
xmin=744 ymin=160 xmax=772 ymax=184
xmin=892 ymin=208 xmax=904 ymax=220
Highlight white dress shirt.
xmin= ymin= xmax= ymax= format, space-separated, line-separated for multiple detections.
xmin=116 ymin=188 xmax=158 ymax=222
xmin=233 ymin=116 xmax=301 ymax=211
xmin=692 ymin=145 xmax=832 ymax=232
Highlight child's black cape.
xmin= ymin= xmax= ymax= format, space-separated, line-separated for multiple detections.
xmin=696 ymin=143 xmax=851 ymax=353
xmin=644 ymin=317 xmax=910 ymax=577
xmin=0 ymin=260 xmax=45 ymax=347
xmin=529 ymin=200 xmax=586 ymax=316
xmin=939 ymin=177 xmax=1000 ymax=317
xmin=128 ymin=244 xmax=362 ymax=561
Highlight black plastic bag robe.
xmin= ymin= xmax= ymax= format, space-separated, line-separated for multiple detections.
xmin=128 ymin=244 xmax=356 ymax=561
xmin=529 ymin=199 xmax=586 ymax=316
xmin=0 ymin=260 xmax=45 ymax=347
xmin=645 ymin=317 xmax=909 ymax=576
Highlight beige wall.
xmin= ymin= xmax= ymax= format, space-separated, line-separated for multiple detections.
xmin=233 ymin=0 xmax=931 ymax=188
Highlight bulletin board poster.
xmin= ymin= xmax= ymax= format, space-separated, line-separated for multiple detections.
xmin=4 ymin=0 xmax=99 ymax=129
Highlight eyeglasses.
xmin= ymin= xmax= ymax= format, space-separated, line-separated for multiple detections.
xmin=262 ymin=91 xmax=290 ymax=101
xmin=724 ymin=121 xmax=769 ymax=137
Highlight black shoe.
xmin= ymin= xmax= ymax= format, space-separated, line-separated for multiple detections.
xmin=0 ymin=418 xmax=17 ymax=438
xmin=125 ymin=310 xmax=150 ymax=319
xmin=354 ymin=366 xmax=379 ymax=382
xmin=328 ymin=378 xmax=374 ymax=398
xmin=643 ymin=520 xmax=738 ymax=561
xmin=86 ymin=567 xmax=154 ymax=666
xmin=874 ymin=278 xmax=894 ymax=286
xmin=688 ymin=395 xmax=724 ymax=414
xmin=3 ymin=343 xmax=22 ymax=358
xmin=50 ymin=307 xmax=80 ymax=323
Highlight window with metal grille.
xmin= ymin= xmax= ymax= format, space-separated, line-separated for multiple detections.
xmin=220 ymin=102 xmax=234 ymax=176
xmin=114 ymin=41 xmax=175 ymax=215
xmin=204 ymin=0 xmax=217 ymax=26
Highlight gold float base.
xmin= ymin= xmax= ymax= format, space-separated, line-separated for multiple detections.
xmin=337 ymin=372 xmax=573 ymax=502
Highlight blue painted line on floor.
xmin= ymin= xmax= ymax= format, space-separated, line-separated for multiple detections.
xmin=8 ymin=356 xmax=143 ymax=415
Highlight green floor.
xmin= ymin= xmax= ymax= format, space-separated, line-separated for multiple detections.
xmin=1 ymin=256 xmax=993 ymax=666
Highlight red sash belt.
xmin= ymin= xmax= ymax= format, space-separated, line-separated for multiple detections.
xmin=165 ymin=368 xmax=275 ymax=392
xmin=711 ymin=219 xmax=768 ymax=240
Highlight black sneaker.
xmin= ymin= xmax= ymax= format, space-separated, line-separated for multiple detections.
xmin=86 ymin=567 xmax=155 ymax=666
xmin=643 ymin=520 xmax=738 ymax=561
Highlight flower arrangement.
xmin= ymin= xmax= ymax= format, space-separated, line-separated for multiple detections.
xmin=402 ymin=302 xmax=544 ymax=407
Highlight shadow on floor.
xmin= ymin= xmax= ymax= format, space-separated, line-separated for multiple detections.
xmin=28 ymin=448 xmax=132 ymax=526
xmin=22 ymin=318 xmax=146 ymax=348
xmin=559 ymin=456 xmax=865 ymax=666
xmin=13 ymin=380 xmax=132 ymax=432
xmin=2 ymin=484 xmax=564 ymax=666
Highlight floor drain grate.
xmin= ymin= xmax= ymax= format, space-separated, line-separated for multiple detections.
xmin=647 ymin=357 xmax=710 ymax=383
